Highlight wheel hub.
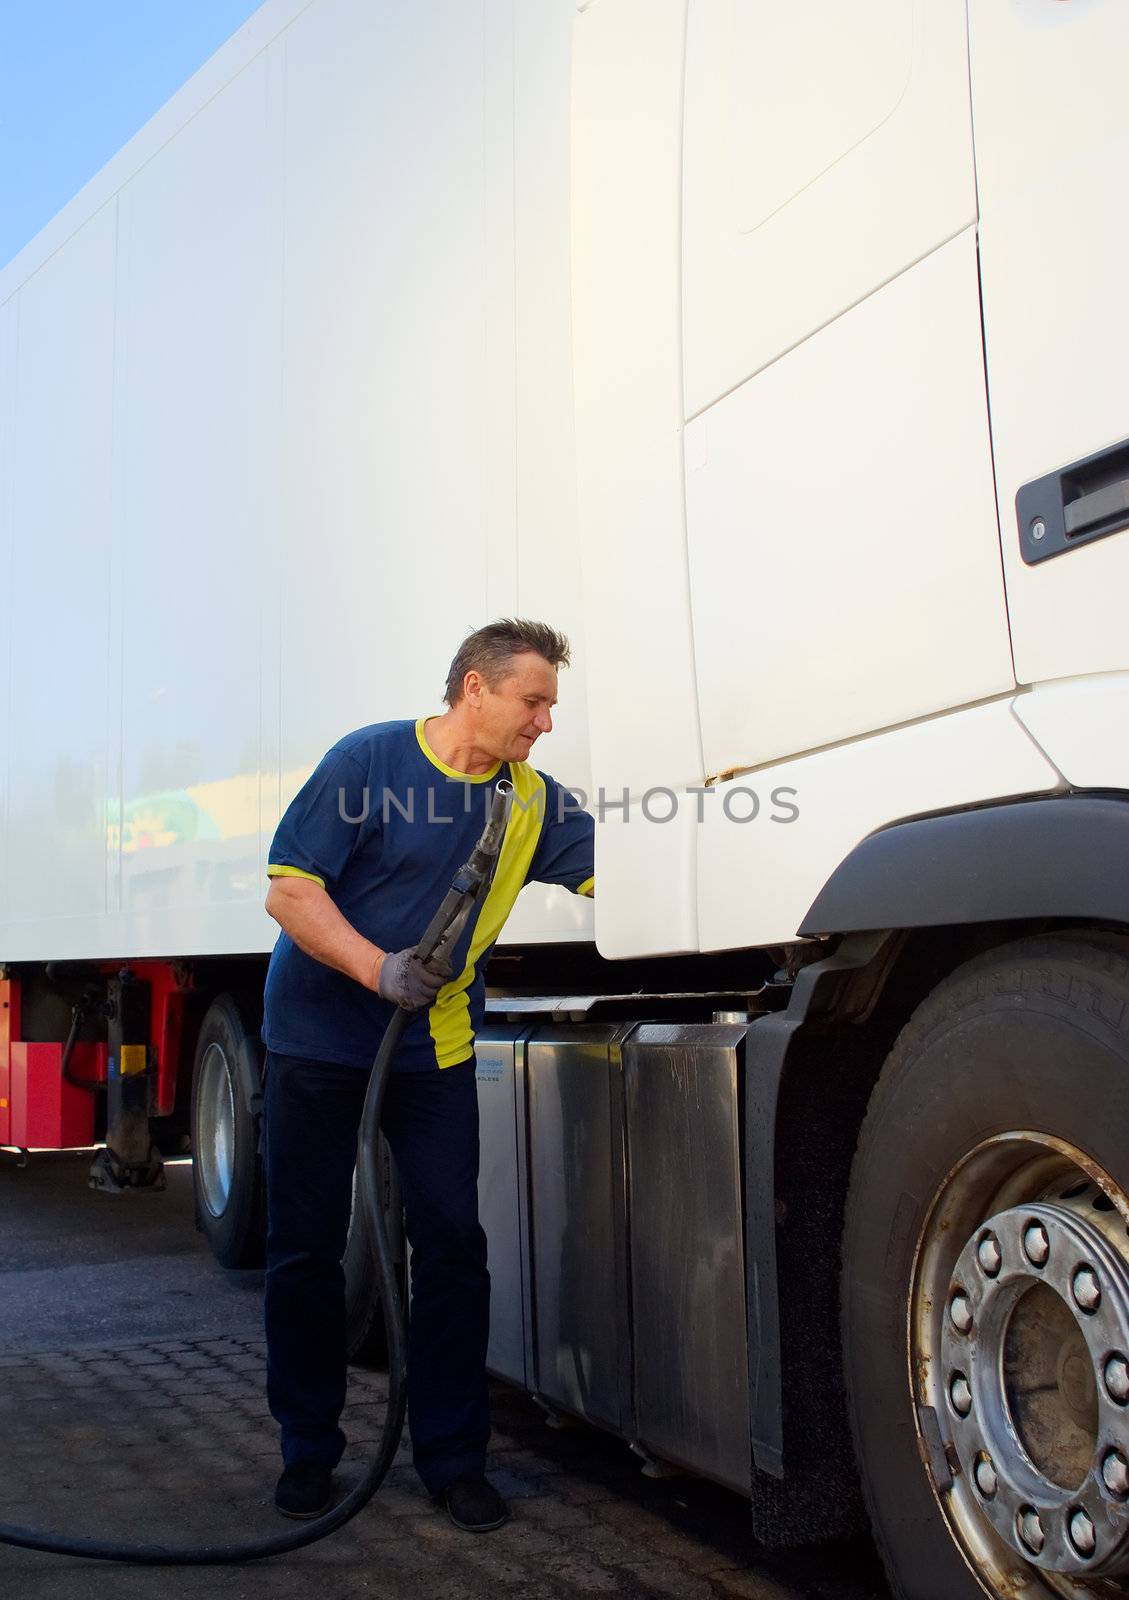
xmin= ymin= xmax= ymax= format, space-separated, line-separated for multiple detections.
xmin=941 ymin=1193 xmax=1129 ymax=1576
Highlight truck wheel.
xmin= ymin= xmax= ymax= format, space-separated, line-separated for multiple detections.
xmin=842 ymin=932 xmax=1129 ymax=1599
xmin=190 ymin=994 xmax=266 ymax=1269
xmin=343 ymin=1136 xmax=403 ymax=1367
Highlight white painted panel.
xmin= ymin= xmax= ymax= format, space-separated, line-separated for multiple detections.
xmin=482 ymin=0 xmax=518 ymax=636
xmin=505 ymin=0 xmax=595 ymax=947
xmin=280 ymin=0 xmax=589 ymax=945
xmin=571 ymin=0 xmax=702 ymax=957
xmin=572 ymin=0 xmax=701 ymax=795
xmin=257 ymin=42 xmax=287 ymax=889
xmin=687 ymin=230 xmax=1014 ymax=775
xmin=278 ymin=0 xmax=495 ymax=774
xmin=513 ymin=0 xmax=585 ymax=773
xmin=1013 ymin=676 xmax=1129 ymax=794
xmin=0 ymin=295 xmax=16 ymax=933
xmin=682 ymin=0 xmax=976 ymax=418
xmin=969 ymin=3 xmax=1129 ymax=686
xmin=4 ymin=903 xmax=278 ymax=966
xmin=591 ymin=794 xmax=698 ymax=959
xmin=8 ymin=207 xmax=117 ymax=926
xmin=114 ymin=52 xmax=280 ymax=920
xmin=1 ymin=0 xmax=595 ymax=962
xmin=697 ymin=701 xmax=1060 ymax=952
xmin=731 ymin=1 xmax=912 ymax=236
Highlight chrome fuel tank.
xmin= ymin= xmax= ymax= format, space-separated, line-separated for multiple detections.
xmin=623 ymin=1022 xmax=750 ymax=1493
xmin=477 ymin=1015 xmax=750 ymax=1493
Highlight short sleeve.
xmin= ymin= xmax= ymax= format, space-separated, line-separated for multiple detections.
xmin=527 ymin=773 xmax=595 ymax=898
xmin=267 ymin=748 xmax=377 ymax=891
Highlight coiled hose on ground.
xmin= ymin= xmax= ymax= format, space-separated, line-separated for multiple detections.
xmin=0 ymin=780 xmax=512 ymax=1565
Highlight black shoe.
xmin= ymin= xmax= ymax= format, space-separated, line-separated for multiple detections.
xmin=275 ymin=1461 xmax=334 ymax=1520
xmin=441 ymin=1473 xmax=510 ymax=1532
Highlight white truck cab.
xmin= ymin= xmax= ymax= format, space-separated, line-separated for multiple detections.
xmin=3 ymin=5 xmax=1129 ymax=1594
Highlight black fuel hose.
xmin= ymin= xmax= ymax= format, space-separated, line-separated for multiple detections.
xmin=0 ymin=779 xmax=512 ymax=1565
xmin=0 ymin=1005 xmax=408 ymax=1564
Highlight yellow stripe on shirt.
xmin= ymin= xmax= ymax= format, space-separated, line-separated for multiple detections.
xmin=427 ymin=761 xmax=546 ymax=1067
xmin=267 ymin=863 xmax=327 ymax=888
xmin=415 ymin=718 xmax=501 ymax=783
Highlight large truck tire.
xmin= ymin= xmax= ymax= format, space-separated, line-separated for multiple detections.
xmin=343 ymin=1136 xmax=403 ymax=1368
xmin=842 ymin=931 xmax=1129 ymax=1600
xmin=190 ymin=993 xmax=266 ymax=1269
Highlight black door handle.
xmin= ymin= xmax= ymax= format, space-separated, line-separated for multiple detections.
xmin=1017 ymin=437 xmax=1129 ymax=566
xmin=1063 ymin=477 xmax=1129 ymax=538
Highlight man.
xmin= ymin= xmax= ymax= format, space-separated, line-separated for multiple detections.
xmin=260 ymin=618 xmax=594 ymax=1531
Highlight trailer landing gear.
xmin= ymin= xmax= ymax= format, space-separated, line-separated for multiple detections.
xmin=89 ymin=1143 xmax=165 ymax=1193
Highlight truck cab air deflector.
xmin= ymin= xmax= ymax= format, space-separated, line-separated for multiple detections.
xmin=799 ymin=793 xmax=1129 ymax=937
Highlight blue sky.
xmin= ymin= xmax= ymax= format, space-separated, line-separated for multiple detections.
xmin=0 ymin=1 xmax=265 ymax=269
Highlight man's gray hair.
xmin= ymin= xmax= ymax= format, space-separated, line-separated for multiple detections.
xmin=444 ymin=618 xmax=571 ymax=707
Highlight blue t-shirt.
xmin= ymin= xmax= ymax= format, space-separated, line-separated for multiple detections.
xmin=262 ymin=718 xmax=595 ymax=1071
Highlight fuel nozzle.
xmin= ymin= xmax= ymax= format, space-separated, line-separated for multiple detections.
xmin=413 ymin=779 xmax=513 ymax=978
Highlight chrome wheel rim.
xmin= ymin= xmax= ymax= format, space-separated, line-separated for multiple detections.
xmin=196 ymin=1042 xmax=236 ymax=1218
xmin=912 ymin=1132 xmax=1129 ymax=1597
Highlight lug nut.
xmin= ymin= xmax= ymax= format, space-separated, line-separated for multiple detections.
xmin=1073 ymin=1267 xmax=1102 ymax=1312
xmin=1018 ymin=1507 xmax=1045 ymax=1555
xmin=1069 ymin=1509 xmax=1096 ymax=1557
xmin=1023 ymin=1222 xmax=1050 ymax=1267
xmin=977 ymin=1233 xmax=1002 ymax=1277
xmin=950 ymin=1373 xmax=972 ymax=1417
xmin=1105 ymin=1355 xmax=1129 ymax=1404
xmin=950 ymin=1293 xmax=973 ymax=1334
xmin=974 ymin=1454 xmax=998 ymax=1499
xmin=1102 ymin=1450 xmax=1129 ymax=1497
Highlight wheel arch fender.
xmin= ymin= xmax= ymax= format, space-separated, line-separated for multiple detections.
xmin=799 ymin=793 xmax=1129 ymax=939
xmin=741 ymin=899 xmax=1129 ymax=1540
xmin=742 ymin=929 xmax=899 ymax=1544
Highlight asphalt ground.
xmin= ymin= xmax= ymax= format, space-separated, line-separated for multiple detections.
xmin=0 ymin=1148 xmax=889 ymax=1599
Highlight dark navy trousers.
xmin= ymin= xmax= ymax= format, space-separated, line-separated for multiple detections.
xmin=261 ymin=1050 xmax=490 ymax=1496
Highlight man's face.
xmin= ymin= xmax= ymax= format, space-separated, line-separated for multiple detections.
xmin=468 ymin=652 xmax=557 ymax=763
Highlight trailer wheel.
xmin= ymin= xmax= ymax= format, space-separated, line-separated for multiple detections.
xmin=842 ymin=932 xmax=1129 ymax=1600
xmin=343 ymin=1137 xmax=403 ymax=1367
xmin=190 ymin=994 xmax=266 ymax=1269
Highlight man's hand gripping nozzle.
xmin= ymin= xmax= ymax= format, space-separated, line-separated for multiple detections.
xmin=379 ymin=780 xmax=514 ymax=1011
xmin=377 ymin=781 xmax=512 ymax=1010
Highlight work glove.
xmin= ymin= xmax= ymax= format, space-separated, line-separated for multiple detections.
xmin=377 ymin=947 xmax=447 ymax=1010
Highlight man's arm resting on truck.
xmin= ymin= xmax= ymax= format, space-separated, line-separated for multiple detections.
xmin=265 ymin=876 xmax=385 ymax=992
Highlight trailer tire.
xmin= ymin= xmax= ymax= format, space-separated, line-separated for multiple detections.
xmin=842 ymin=931 xmax=1129 ymax=1600
xmin=343 ymin=1138 xmax=403 ymax=1367
xmin=190 ymin=994 xmax=266 ymax=1269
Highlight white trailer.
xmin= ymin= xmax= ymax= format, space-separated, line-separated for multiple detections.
xmin=3 ymin=3 xmax=1129 ymax=1594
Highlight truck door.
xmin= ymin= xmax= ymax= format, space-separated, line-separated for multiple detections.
xmin=681 ymin=0 xmax=1021 ymax=953
xmin=965 ymin=4 xmax=1125 ymax=694
xmin=681 ymin=0 xmax=1015 ymax=781
xmin=969 ymin=2 xmax=1129 ymax=686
